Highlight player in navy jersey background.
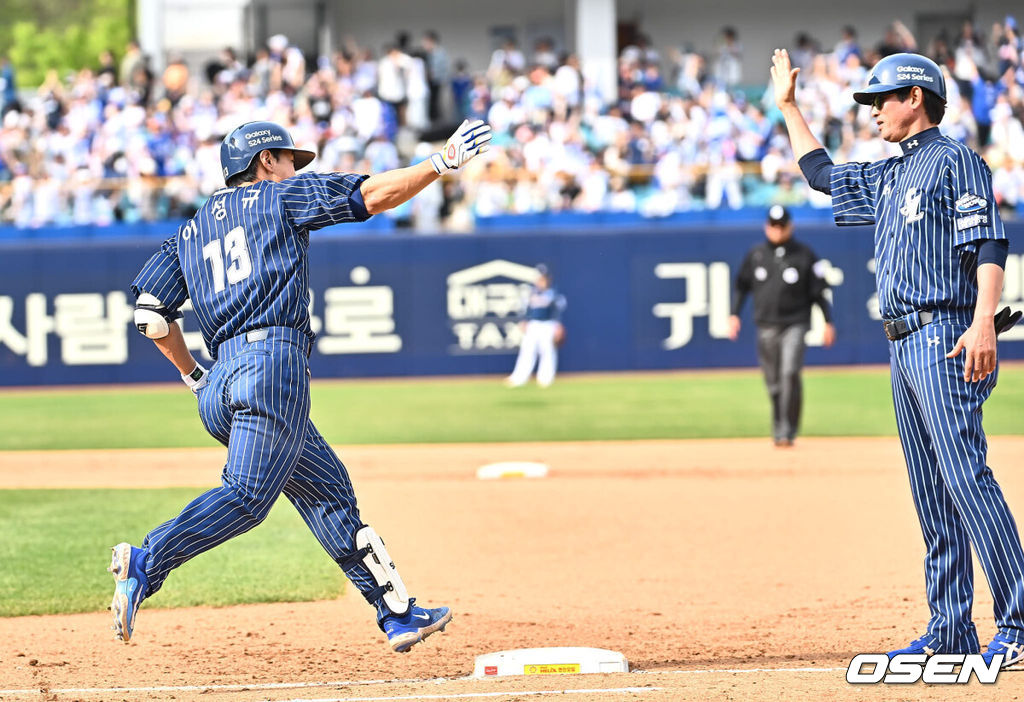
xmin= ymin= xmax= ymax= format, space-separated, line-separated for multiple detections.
xmin=506 ymin=264 xmax=567 ymax=388
xmin=772 ymin=48 xmax=1024 ymax=667
xmin=109 ymin=118 xmax=491 ymax=653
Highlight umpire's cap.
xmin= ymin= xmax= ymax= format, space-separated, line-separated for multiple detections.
xmin=852 ymin=52 xmax=946 ymax=105
xmin=220 ymin=121 xmax=316 ymax=183
xmin=766 ymin=205 xmax=791 ymax=226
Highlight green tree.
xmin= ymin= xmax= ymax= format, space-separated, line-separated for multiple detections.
xmin=1 ymin=0 xmax=133 ymax=88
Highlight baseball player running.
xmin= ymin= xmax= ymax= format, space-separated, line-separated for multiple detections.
xmin=772 ymin=48 xmax=1024 ymax=666
xmin=111 ymin=118 xmax=491 ymax=652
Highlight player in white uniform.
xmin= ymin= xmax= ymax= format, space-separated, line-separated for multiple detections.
xmin=507 ymin=264 xmax=567 ymax=388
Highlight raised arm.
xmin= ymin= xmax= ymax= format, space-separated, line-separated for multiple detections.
xmin=360 ymin=119 xmax=491 ymax=214
xmin=770 ymin=49 xmax=825 ymax=160
xmin=359 ymin=160 xmax=441 ymax=215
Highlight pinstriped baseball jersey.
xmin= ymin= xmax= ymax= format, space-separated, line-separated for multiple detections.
xmin=131 ymin=172 xmax=369 ymax=356
xmin=826 ymin=125 xmax=1024 ymax=651
xmin=830 ymin=127 xmax=1006 ymax=318
xmin=128 ymin=170 xmax=401 ymax=628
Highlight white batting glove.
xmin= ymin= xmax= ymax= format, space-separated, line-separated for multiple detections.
xmin=181 ymin=363 xmax=209 ymax=395
xmin=429 ymin=119 xmax=492 ymax=174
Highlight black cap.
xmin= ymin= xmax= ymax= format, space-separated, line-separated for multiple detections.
xmin=767 ymin=205 xmax=791 ymax=226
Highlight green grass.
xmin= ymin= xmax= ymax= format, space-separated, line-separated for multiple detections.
xmin=0 ymin=367 xmax=1022 ymax=451
xmin=1 ymin=367 xmax=1021 ymax=617
xmin=0 ymin=489 xmax=345 ymax=617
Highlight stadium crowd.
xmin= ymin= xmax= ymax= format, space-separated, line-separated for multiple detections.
xmin=0 ymin=17 xmax=1023 ymax=232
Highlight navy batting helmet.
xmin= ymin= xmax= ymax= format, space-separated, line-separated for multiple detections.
xmin=852 ymin=52 xmax=946 ymax=105
xmin=220 ymin=121 xmax=316 ymax=183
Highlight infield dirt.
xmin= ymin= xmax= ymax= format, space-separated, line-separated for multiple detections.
xmin=2 ymin=438 xmax=1023 ymax=700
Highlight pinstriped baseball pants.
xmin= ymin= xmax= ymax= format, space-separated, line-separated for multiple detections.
xmin=889 ymin=320 xmax=1024 ymax=650
xmin=139 ymin=327 xmax=389 ymax=623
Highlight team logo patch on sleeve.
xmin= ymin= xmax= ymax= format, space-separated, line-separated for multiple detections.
xmin=956 ymin=213 xmax=989 ymax=231
xmin=955 ymin=193 xmax=987 ymax=213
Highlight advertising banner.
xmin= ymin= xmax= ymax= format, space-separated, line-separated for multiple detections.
xmin=1 ymin=224 xmax=1022 ymax=385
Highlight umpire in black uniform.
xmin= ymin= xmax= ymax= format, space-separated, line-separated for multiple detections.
xmin=728 ymin=206 xmax=835 ymax=447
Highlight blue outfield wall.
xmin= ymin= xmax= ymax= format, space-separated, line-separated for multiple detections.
xmin=0 ymin=222 xmax=1022 ymax=386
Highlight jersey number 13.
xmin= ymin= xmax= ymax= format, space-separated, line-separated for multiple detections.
xmin=202 ymin=226 xmax=253 ymax=293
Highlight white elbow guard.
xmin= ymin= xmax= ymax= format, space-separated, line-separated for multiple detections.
xmin=134 ymin=293 xmax=176 ymax=339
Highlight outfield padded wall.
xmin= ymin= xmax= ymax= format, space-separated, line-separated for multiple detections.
xmin=0 ymin=224 xmax=1022 ymax=385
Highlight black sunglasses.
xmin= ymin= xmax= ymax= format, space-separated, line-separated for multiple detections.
xmin=871 ymin=89 xmax=912 ymax=110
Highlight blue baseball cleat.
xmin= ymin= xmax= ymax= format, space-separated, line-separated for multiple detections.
xmin=888 ymin=635 xmax=940 ymax=658
xmin=108 ymin=543 xmax=149 ymax=643
xmin=983 ymin=633 xmax=1024 ymax=668
xmin=382 ymin=599 xmax=452 ymax=653
xmin=887 ymin=633 xmax=978 ymax=658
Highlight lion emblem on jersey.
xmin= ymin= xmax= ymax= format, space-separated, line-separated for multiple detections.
xmin=899 ymin=187 xmax=924 ymax=223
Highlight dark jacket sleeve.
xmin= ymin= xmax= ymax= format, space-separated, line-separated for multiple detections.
xmin=731 ymin=249 xmax=754 ymax=316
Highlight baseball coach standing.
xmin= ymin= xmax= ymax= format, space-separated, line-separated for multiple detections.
xmin=772 ymin=46 xmax=1024 ymax=667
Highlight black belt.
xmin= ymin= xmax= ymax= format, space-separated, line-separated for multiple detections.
xmin=883 ymin=310 xmax=935 ymax=341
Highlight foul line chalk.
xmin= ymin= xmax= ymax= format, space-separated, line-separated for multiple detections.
xmin=280 ymin=689 xmax=660 ymax=702
xmin=0 ymin=678 xmax=422 ymax=696
xmin=651 ymin=666 xmax=847 ymax=675
xmin=0 ymin=666 xmax=849 ymax=697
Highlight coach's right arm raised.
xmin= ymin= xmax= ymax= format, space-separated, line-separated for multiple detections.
xmin=770 ymin=49 xmax=835 ymax=194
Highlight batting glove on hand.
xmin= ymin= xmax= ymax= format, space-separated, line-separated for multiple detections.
xmin=181 ymin=363 xmax=209 ymax=395
xmin=429 ymin=119 xmax=492 ymax=174
xmin=995 ymin=306 xmax=1022 ymax=335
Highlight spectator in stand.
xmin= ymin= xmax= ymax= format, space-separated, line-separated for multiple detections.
xmin=162 ymin=55 xmax=190 ymax=107
xmin=876 ymin=20 xmax=917 ymax=56
xmin=531 ymin=38 xmax=559 ymax=71
xmin=422 ymin=31 xmax=450 ymax=123
xmin=712 ymin=27 xmax=742 ymax=88
xmin=954 ymin=20 xmax=988 ymax=82
xmin=790 ymin=33 xmax=819 ymax=72
xmin=553 ymin=54 xmax=582 ymax=113
xmin=621 ymin=33 xmax=660 ymax=68
xmin=488 ymin=38 xmax=526 ymax=84
xmin=450 ymin=59 xmax=473 ymax=119
xmin=0 ymin=56 xmax=18 ymax=115
xmin=404 ymin=51 xmax=430 ymax=131
xmin=961 ymin=53 xmax=1002 ymax=147
xmin=3 ymin=20 xmax=1024 ymax=231
xmin=97 ymin=50 xmax=118 ymax=88
xmin=378 ymin=44 xmax=410 ymax=126
xmin=119 ymin=41 xmax=144 ymax=89
xmin=834 ymin=26 xmax=861 ymax=64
